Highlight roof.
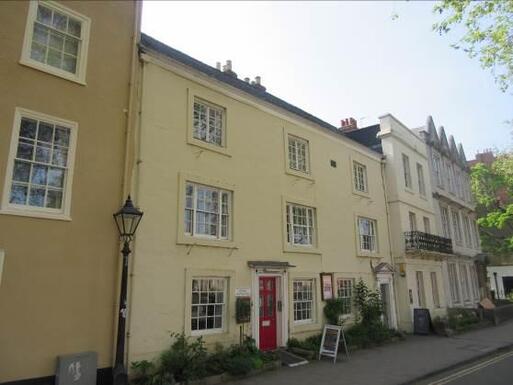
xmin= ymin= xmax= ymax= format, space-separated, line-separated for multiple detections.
xmin=343 ymin=124 xmax=383 ymax=154
xmin=139 ymin=33 xmax=382 ymax=155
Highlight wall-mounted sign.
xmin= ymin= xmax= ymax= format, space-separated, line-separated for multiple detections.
xmin=320 ymin=273 xmax=334 ymax=301
xmin=56 ymin=351 xmax=97 ymax=385
xmin=235 ymin=287 xmax=251 ymax=297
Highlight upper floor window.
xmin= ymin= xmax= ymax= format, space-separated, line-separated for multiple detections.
xmin=353 ymin=161 xmax=368 ymax=193
xmin=2 ymin=108 xmax=77 ymax=219
xmin=440 ymin=205 xmax=451 ymax=238
xmin=288 ymin=135 xmax=309 ymax=174
xmin=402 ymin=154 xmax=412 ymax=189
xmin=446 ymin=161 xmax=454 ymax=194
xmin=423 ymin=217 xmax=431 ymax=234
xmin=358 ymin=217 xmax=377 ymax=252
xmin=430 ymin=272 xmax=441 ymax=308
xmin=21 ymin=1 xmax=90 ymax=84
xmin=193 ymin=99 xmax=224 ymax=147
xmin=286 ymin=203 xmax=316 ymax=246
xmin=451 ymin=209 xmax=463 ymax=245
xmin=448 ymin=263 xmax=461 ymax=304
xmin=408 ymin=211 xmax=417 ymax=232
xmin=415 ymin=271 xmax=426 ymax=307
xmin=417 ymin=163 xmax=426 ymax=196
xmin=185 ymin=182 xmax=231 ymax=240
xmin=462 ymin=215 xmax=472 ymax=248
xmin=433 ymin=153 xmax=443 ymax=188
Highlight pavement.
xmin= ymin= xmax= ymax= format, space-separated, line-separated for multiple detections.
xmin=230 ymin=320 xmax=513 ymax=385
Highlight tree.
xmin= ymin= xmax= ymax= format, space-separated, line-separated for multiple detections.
xmin=433 ymin=0 xmax=513 ymax=92
xmin=471 ymin=153 xmax=513 ymax=259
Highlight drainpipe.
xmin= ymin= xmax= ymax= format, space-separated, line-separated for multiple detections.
xmin=119 ymin=1 xmax=142 ymax=372
xmin=380 ymin=155 xmax=399 ymax=329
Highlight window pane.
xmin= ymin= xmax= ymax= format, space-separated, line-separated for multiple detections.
xmin=20 ymin=118 xmax=37 ymax=139
xmin=37 ymin=5 xmax=52 ymax=24
xmin=33 ymin=23 xmax=49 ymax=45
xmin=38 ymin=122 xmax=54 ymax=142
xmin=29 ymin=187 xmax=45 ymax=207
xmin=47 ymin=48 xmax=62 ymax=68
xmin=52 ymin=11 xmax=68 ymax=32
xmin=13 ymin=160 xmax=31 ymax=183
xmin=35 ymin=142 xmax=52 ymax=163
xmin=10 ymin=184 xmax=28 ymax=204
xmin=49 ymin=31 xmax=64 ymax=51
xmin=31 ymin=164 xmax=48 ymax=185
xmin=30 ymin=41 xmax=47 ymax=63
xmin=52 ymin=147 xmax=68 ymax=167
xmin=67 ymin=18 xmax=82 ymax=37
xmin=16 ymin=140 xmax=34 ymax=160
xmin=62 ymin=54 xmax=77 ymax=73
xmin=46 ymin=189 xmax=63 ymax=209
xmin=48 ymin=167 xmax=64 ymax=188
xmin=64 ymin=37 xmax=79 ymax=56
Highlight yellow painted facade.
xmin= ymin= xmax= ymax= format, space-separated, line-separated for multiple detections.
xmin=0 ymin=1 xmax=140 ymax=382
xmin=126 ymin=50 xmax=396 ymax=363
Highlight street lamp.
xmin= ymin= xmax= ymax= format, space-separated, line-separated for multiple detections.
xmin=112 ymin=195 xmax=143 ymax=385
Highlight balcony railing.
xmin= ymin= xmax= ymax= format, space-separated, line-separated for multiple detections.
xmin=405 ymin=231 xmax=453 ymax=254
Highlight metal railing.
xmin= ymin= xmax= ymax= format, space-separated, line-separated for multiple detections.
xmin=404 ymin=231 xmax=453 ymax=254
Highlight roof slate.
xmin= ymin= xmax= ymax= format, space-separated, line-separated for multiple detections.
xmin=343 ymin=124 xmax=383 ymax=154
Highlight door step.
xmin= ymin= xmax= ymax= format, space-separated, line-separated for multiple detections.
xmin=278 ymin=349 xmax=309 ymax=367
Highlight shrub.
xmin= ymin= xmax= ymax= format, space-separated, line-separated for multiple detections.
xmin=323 ymin=298 xmax=347 ymax=325
xmin=130 ymin=360 xmax=173 ymax=385
xmin=287 ymin=333 xmax=322 ymax=352
xmin=447 ymin=308 xmax=479 ymax=332
xmin=159 ymin=332 xmax=208 ymax=383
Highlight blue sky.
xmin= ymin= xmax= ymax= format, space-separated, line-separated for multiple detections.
xmin=142 ymin=1 xmax=512 ymax=158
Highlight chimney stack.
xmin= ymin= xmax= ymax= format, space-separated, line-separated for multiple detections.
xmin=216 ymin=62 xmax=221 ymax=70
xmin=222 ymin=60 xmax=237 ymax=78
xmin=339 ymin=117 xmax=358 ymax=132
xmin=251 ymin=76 xmax=266 ymax=92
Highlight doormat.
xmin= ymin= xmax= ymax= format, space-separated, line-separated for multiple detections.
xmin=278 ymin=350 xmax=309 ymax=367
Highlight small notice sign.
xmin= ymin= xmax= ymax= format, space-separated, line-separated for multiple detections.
xmin=413 ymin=308 xmax=431 ymax=335
xmin=235 ymin=287 xmax=251 ymax=297
xmin=319 ymin=324 xmax=349 ymax=363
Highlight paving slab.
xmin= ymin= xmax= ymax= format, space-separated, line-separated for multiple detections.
xmin=229 ymin=320 xmax=513 ymax=385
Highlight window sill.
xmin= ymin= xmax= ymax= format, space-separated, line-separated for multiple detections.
xmin=0 ymin=207 xmax=71 ymax=221
xmin=283 ymin=244 xmax=321 ymax=255
xmin=191 ymin=328 xmax=225 ymax=337
xmin=292 ymin=320 xmax=321 ymax=334
xmin=177 ymin=236 xmax=237 ymax=249
xmin=19 ymin=58 xmax=86 ymax=86
xmin=357 ymin=251 xmax=381 ymax=259
xmin=285 ymin=168 xmax=315 ymax=182
xmin=352 ymin=189 xmax=370 ymax=199
xmin=187 ymin=138 xmax=232 ymax=157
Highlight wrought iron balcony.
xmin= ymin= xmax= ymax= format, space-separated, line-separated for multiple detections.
xmin=404 ymin=231 xmax=453 ymax=254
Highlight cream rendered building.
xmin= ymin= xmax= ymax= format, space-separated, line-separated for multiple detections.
xmin=126 ymin=34 xmax=397 ymax=362
xmin=417 ymin=117 xmax=481 ymax=308
xmin=346 ymin=115 xmax=448 ymax=331
xmin=0 ymin=1 xmax=140 ymax=384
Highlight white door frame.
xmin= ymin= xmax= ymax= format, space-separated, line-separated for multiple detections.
xmin=376 ymin=273 xmax=398 ymax=329
xmin=251 ymin=268 xmax=289 ymax=349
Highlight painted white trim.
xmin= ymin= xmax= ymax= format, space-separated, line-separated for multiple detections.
xmin=20 ymin=0 xmax=90 ymax=85
xmin=1 ymin=107 xmax=78 ymax=220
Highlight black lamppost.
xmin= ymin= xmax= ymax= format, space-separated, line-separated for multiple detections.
xmin=112 ymin=196 xmax=143 ymax=385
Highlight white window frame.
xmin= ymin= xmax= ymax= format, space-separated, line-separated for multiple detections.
xmin=460 ymin=264 xmax=471 ymax=302
xmin=192 ymin=98 xmax=225 ymax=147
xmin=1 ymin=108 xmax=77 ymax=220
xmin=288 ymin=135 xmax=310 ymax=174
xmin=408 ymin=211 xmax=417 ymax=232
xmin=286 ymin=203 xmax=316 ymax=247
xmin=440 ymin=205 xmax=451 ymax=239
xmin=448 ymin=263 xmax=461 ymax=304
xmin=433 ymin=153 xmax=443 ymax=188
xmin=451 ymin=209 xmax=463 ymax=245
xmin=184 ymin=182 xmax=231 ymax=240
xmin=357 ymin=216 xmax=378 ymax=253
xmin=353 ymin=161 xmax=368 ymax=193
xmin=415 ymin=271 xmax=426 ymax=307
xmin=190 ymin=277 xmax=227 ymax=335
xmin=20 ymin=1 xmax=91 ymax=84
xmin=463 ymin=215 xmax=472 ymax=248
xmin=402 ymin=154 xmax=412 ymax=189
xmin=292 ymin=279 xmax=314 ymax=324
xmin=430 ymin=272 xmax=441 ymax=308
xmin=417 ymin=163 xmax=426 ymax=196
xmin=423 ymin=217 xmax=431 ymax=234
xmin=336 ymin=278 xmax=354 ymax=316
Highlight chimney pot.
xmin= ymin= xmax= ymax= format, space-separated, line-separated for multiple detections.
xmin=216 ymin=62 xmax=221 ymax=70
xmin=339 ymin=117 xmax=358 ymax=132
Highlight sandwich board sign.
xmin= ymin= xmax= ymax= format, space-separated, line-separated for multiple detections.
xmin=318 ymin=324 xmax=349 ymax=363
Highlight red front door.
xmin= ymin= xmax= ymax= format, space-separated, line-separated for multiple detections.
xmin=259 ymin=276 xmax=277 ymax=351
